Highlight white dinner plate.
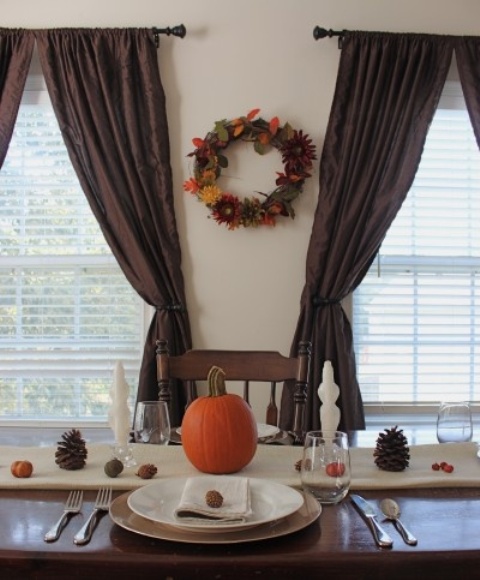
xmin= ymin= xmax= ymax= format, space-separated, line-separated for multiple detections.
xmin=111 ymin=489 xmax=321 ymax=544
xmin=256 ymin=423 xmax=280 ymax=439
xmin=176 ymin=423 xmax=280 ymax=440
xmin=127 ymin=476 xmax=304 ymax=533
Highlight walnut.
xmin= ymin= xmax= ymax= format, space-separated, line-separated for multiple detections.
xmin=104 ymin=458 xmax=124 ymax=478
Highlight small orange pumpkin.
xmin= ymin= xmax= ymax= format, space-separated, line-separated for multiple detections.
xmin=181 ymin=366 xmax=258 ymax=474
xmin=11 ymin=460 xmax=33 ymax=478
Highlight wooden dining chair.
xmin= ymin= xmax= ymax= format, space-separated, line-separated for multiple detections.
xmin=155 ymin=339 xmax=312 ymax=443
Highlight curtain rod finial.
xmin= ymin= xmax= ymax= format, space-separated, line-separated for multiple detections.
xmin=313 ymin=26 xmax=330 ymax=40
xmin=169 ymin=24 xmax=186 ymax=38
xmin=313 ymin=26 xmax=346 ymax=48
xmin=153 ymin=24 xmax=186 ymax=47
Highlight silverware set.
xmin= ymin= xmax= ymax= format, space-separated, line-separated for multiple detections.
xmin=44 ymin=487 xmax=112 ymax=545
xmin=379 ymin=497 xmax=417 ymax=546
xmin=45 ymin=488 xmax=416 ymax=548
xmin=351 ymin=494 xmax=417 ymax=548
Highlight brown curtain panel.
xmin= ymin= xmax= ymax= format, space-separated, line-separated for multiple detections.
xmin=456 ymin=37 xmax=480 ymax=148
xmin=0 ymin=29 xmax=34 ymax=166
xmin=280 ymin=31 xmax=455 ymax=433
xmin=35 ymin=28 xmax=192 ymax=425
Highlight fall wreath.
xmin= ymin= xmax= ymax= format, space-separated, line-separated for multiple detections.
xmin=183 ymin=109 xmax=317 ymax=230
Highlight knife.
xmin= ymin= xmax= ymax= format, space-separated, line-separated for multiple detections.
xmin=350 ymin=494 xmax=393 ymax=548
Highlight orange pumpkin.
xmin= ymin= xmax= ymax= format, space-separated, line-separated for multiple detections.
xmin=181 ymin=366 xmax=258 ymax=474
xmin=11 ymin=460 xmax=33 ymax=478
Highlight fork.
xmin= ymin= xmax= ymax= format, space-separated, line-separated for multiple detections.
xmin=44 ymin=490 xmax=84 ymax=542
xmin=73 ymin=487 xmax=112 ymax=545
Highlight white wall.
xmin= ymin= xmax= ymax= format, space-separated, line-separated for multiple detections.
xmin=3 ymin=0 xmax=479 ymax=414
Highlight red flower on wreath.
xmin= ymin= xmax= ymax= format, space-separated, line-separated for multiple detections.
xmin=280 ymin=130 xmax=317 ymax=174
xmin=212 ymin=194 xmax=242 ymax=230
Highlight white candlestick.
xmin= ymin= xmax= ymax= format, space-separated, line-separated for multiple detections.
xmin=109 ymin=361 xmax=136 ymax=466
xmin=318 ymin=360 xmax=341 ymax=432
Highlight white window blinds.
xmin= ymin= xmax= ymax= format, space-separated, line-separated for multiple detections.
xmin=0 ymin=76 xmax=144 ymax=422
xmin=353 ymin=89 xmax=480 ymax=407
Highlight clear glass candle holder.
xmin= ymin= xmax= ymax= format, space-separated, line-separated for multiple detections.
xmin=112 ymin=441 xmax=137 ymax=467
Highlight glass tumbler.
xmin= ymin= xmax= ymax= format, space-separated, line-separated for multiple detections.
xmin=134 ymin=401 xmax=171 ymax=445
xmin=436 ymin=401 xmax=473 ymax=443
xmin=301 ymin=430 xmax=351 ymax=504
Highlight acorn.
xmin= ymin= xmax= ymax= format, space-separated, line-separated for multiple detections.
xmin=104 ymin=458 xmax=124 ymax=478
xmin=11 ymin=460 xmax=34 ymax=478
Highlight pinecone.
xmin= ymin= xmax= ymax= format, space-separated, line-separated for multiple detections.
xmin=373 ymin=426 xmax=410 ymax=472
xmin=136 ymin=463 xmax=158 ymax=479
xmin=55 ymin=429 xmax=88 ymax=470
xmin=205 ymin=490 xmax=224 ymax=508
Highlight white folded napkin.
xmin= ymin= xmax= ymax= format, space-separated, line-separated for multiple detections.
xmin=174 ymin=476 xmax=252 ymax=524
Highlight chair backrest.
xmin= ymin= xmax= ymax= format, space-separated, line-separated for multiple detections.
xmin=155 ymin=339 xmax=311 ymax=441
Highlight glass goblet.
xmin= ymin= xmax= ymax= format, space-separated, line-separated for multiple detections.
xmin=436 ymin=401 xmax=472 ymax=443
xmin=134 ymin=401 xmax=171 ymax=445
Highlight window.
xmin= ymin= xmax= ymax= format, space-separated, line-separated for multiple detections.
xmin=353 ymin=80 xmax=480 ymax=412
xmin=0 ymin=71 xmax=145 ymax=424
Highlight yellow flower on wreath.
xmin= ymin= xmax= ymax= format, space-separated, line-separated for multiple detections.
xmin=200 ymin=185 xmax=222 ymax=206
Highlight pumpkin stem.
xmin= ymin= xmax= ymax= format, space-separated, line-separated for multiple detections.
xmin=207 ymin=366 xmax=227 ymax=397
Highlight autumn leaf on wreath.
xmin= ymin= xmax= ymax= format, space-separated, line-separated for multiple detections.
xmin=183 ymin=178 xmax=200 ymax=194
xmin=258 ymin=132 xmax=271 ymax=145
xmin=254 ymin=140 xmax=266 ymax=155
xmin=231 ymin=118 xmax=245 ymax=137
xmin=269 ymin=116 xmax=280 ymax=135
xmin=214 ymin=120 xmax=229 ymax=142
xmin=192 ymin=137 xmax=204 ymax=148
xmin=217 ymin=154 xmax=229 ymax=168
xmin=247 ymin=108 xmax=260 ymax=121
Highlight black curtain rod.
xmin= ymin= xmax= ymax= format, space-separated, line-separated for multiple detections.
xmin=313 ymin=26 xmax=347 ymax=48
xmin=152 ymin=24 xmax=186 ymax=46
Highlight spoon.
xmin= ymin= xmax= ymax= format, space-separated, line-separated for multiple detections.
xmin=380 ymin=498 xmax=418 ymax=546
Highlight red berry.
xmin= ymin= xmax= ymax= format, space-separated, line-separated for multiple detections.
xmin=326 ymin=462 xmax=346 ymax=477
xmin=442 ymin=464 xmax=454 ymax=473
xmin=440 ymin=461 xmax=448 ymax=469
xmin=432 ymin=463 xmax=441 ymax=471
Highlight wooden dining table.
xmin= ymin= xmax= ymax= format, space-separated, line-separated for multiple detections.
xmin=1 ymin=427 xmax=480 ymax=580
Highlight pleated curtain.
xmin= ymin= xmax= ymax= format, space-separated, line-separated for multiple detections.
xmin=280 ymin=32 xmax=456 ymax=432
xmin=35 ymin=28 xmax=193 ymax=425
xmin=0 ymin=28 xmax=34 ymax=167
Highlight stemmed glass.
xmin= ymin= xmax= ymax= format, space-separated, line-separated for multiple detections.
xmin=436 ymin=401 xmax=473 ymax=443
xmin=134 ymin=401 xmax=171 ymax=445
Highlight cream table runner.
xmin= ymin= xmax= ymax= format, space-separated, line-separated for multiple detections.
xmin=0 ymin=442 xmax=478 ymax=490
